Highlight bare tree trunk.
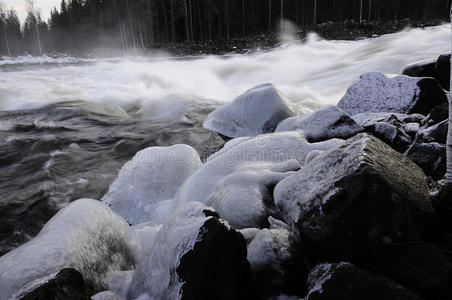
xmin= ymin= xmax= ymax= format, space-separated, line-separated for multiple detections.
xmin=242 ymin=0 xmax=246 ymax=38
xmin=184 ymin=0 xmax=190 ymax=43
xmin=368 ymin=0 xmax=372 ymax=21
xmin=268 ymin=0 xmax=272 ymax=32
xmin=225 ymin=0 xmax=230 ymax=40
xmin=359 ymin=0 xmax=363 ymax=23
xmin=126 ymin=0 xmax=136 ymax=49
xmin=447 ymin=8 xmax=452 ymax=183
xmin=35 ymin=18 xmax=42 ymax=55
xmin=122 ymin=23 xmax=129 ymax=51
xmin=189 ymin=0 xmax=194 ymax=41
xmin=2 ymin=20 xmax=10 ymax=56
xmin=161 ymin=0 xmax=169 ymax=42
xmin=170 ymin=0 xmax=175 ymax=42
xmin=313 ymin=0 xmax=317 ymax=25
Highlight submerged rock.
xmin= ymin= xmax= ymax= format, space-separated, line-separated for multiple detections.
xmin=102 ymin=144 xmax=202 ymax=225
xmin=338 ymin=72 xmax=447 ymax=115
xmin=128 ymin=202 xmax=252 ymax=300
xmin=11 ymin=269 xmax=89 ymax=300
xmin=305 ymin=262 xmax=422 ymax=300
xmin=0 ymin=199 xmax=135 ymax=300
xmin=274 ymin=133 xmax=431 ymax=261
xmin=203 ymin=83 xmax=302 ymax=138
xmin=275 ymin=105 xmax=363 ymax=142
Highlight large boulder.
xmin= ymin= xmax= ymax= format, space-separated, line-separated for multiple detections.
xmin=416 ymin=119 xmax=448 ymax=144
xmin=274 ymin=134 xmax=452 ymax=293
xmin=102 ymin=144 xmax=202 ymax=225
xmin=11 ymin=269 xmax=89 ymax=300
xmin=305 ymin=262 xmax=422 ymax=300
xmin=435 ymin=53 xmax=450 ymax=91
xmin=247 ymin=228 xmax=308 ymax=299
xmin=422 ymin=102 xmax=449 ymax=127
xmin=275 ymin=105 xmax=363 ymax=142
xmin=402 ymin=53 xmax=450 ymax=91
xmin=404 ymin=142 xmax=446 ymax=180
xmin=203 ymin=83 xmax=303 ymax=138
xmin=0 ymin=199 xmax=136 ymax=300
xmin=128 ymin=202 xmax=252 ymax=300
xmin=337 ymin=72 xmax=447 ymax=116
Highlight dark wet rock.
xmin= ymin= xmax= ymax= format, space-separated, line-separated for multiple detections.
xmin=402 ymin=58 xmax=437 ymax=78
xmin=14 ymin=269 xmax=90 ymax=300
xmin=203 ymin=83 xmax=301 ymax=138
xmin=363 ymin=120 xmax=412 ymax=153
xmin=305 ymin=262 xmax=422 ymax=300
xmin=338 ymin=72 xmax=447 ymax=116
xmin=274 ymin=133 xmax=431 ymax=261
xmin=404 ymin=142 xmax=446 ymax=180
xmin=404 ymin=122 xmax=420 ymax=137
xmin=247 ymin=228 xmax=308 ymax=299
xmin=423 ymin=103 xmax=449 ymax=128
xmin=275 ymin=105 xmax=363 ymax=142
xmin=435 ymin=53 xmax=451 ymax=91
xmin=177 ymin=216 xmax=253 ymax=300
xmin=416 ymin=119 xmax=448 ymax=144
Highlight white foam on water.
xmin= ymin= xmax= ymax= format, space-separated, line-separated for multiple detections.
xmin=0 ymin=24 xmax=449 ymax=117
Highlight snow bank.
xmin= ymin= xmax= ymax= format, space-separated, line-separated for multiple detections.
xmin=102 ymin=144 xmax=202 ymax=225
xmin=203 ymin=83 xmax=304 ymax=138
xmin=0 ymin=199 xmax=135 ymax=300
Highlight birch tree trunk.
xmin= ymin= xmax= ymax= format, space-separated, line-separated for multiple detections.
xmin=447 ymin=7 xmax=452 ymax=183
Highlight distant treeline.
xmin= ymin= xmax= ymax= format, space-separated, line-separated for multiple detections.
xmin=0 ymin=0 xmax=451 ymax=56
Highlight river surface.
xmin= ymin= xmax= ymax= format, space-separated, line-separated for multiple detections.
xmin=0 ymin=24 xmax=450 ymax=255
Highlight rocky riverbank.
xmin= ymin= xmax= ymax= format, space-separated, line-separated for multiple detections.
xmin=0 ymin=51 xmax=451 ymax=300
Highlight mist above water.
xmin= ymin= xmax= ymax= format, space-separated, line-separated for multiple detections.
xmin=0 ymin=24 xmax=450 ymax=117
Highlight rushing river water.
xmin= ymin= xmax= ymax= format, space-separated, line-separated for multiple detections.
xmin=0 ymin=24 xmax=450 ymax=255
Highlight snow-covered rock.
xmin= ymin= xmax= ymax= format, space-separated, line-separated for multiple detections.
xmin=338 ymin=72 xmax=447 ymax=116
xmin=247 ymin=228 xmax=308 ymax=298
xmin=173 ymin=131 xmax=343 ymax=209
xmin=203 ymin=83 xmax=303 ymax=138
xmin=274 ymin=133 xmax=431 ymax=260
xmin=0 ymin=199 xmax=135 ymax=300
xmin=102 ymin=144 xmax=202 ymax=225
xmin=305 ymin=262 xmax=422 ymax=300
xmin=205 ymin=160 xmax=300 ymax=229
xmin=128 ymin=202 xmax=251 ymax=300
xmin=276 ymin=105 xmax=363 ymax=142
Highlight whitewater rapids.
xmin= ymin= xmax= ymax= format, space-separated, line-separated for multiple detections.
xmin=1 ymin=24 xmax=450 ymax=115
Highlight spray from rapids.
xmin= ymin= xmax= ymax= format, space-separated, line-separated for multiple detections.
xmin=0 ymin=24 xmax=450 ymax=117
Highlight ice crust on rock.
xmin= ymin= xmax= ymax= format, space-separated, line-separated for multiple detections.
xmin=275 ymin=105 xmax=363 ymax=142
xmin=206 ymin=160 xmax=301 ymax=229
xmin=127 ymin=202 xmax=214 ymax=299
xmin=0 ymin=199 xmax=136 ymax=300
xmin=203 ymin=83 xmax=304 ymax=138
xmin=173 ymin=131 xmax=344 ymax=210
xmin=102 ymin=144 xmax=202 ymax=225
xmin=338 ymin=72 xmax=446 ymax=115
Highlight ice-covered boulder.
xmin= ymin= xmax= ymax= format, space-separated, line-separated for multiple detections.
xmin=274 ymin=134 xmax=431 ymax=260
xmin=206 ymin=160 xmax=300 ymax=229
xmin=275 ymin=105 xmax=363 ymax=142
xmin=102 ymin=144 xmax=202 ymax=225
xmin=203 ymin=84 xmax=303 ymax=138
xmin=0 ymin=199 xmax=135 ymax=300
xmin=128 ymin=202 xmax=252 ymax=300
xmin=305 ymin=262 xmax=422 ymax=300
xmin=337 ymin=72 xmax=447 ymax=116
xmin=173 ymin=131 xmax=343 ymax=209
xmin=405 ymin=142 xmax=446 ymax=180
xmin=10 ymin=269 xmax=89 ymax=300
xmin=247 ymin=228 xmax=308 ymax=298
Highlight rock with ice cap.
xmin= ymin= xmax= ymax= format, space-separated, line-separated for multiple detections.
xmin=102 ymin=144 xmax=202 ymax=225
xmin=203 ymin=83 xmax=302 ymax=138
xmin=338 ymin=72 xmax=447 ymax=116
xmin=0 ymin=199 xmax=136 ymax=300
